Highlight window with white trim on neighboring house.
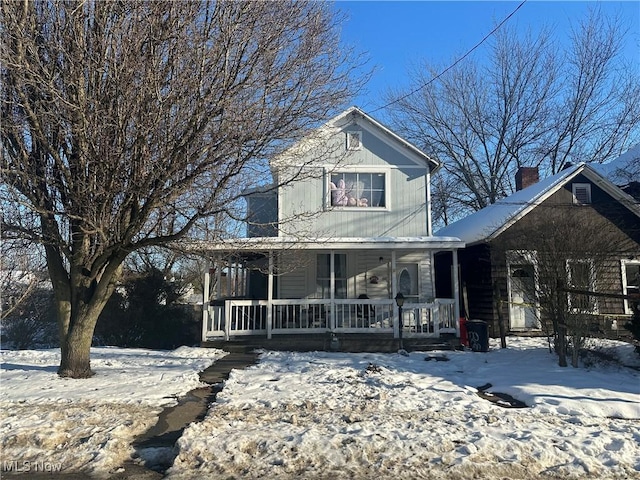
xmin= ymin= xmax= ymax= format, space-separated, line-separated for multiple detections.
xmin=329 ymin=171 xmax=387 ymax=208
xmin=572 ymin=183 xmax=592 ymax=205
xmin=566 ymin=258 xmax=597 ymax=313
xmin=622 ymin=260 xmax=640 ymax=314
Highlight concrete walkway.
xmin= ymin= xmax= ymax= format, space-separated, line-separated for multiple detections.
xmin=11 ymin=351 xmax=259 ymax=480
xmin=131 ymin=351 xmax=259 ymax=473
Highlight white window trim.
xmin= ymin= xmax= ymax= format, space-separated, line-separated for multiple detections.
xmin=506 ymin=250 xmax=541 ymax=331
xmin=621 ymin=259 xmax=640 ymax=315
xmin=326 ymin=167 xmax=390 ymax=211
xmin=346 ymin=131 xmax=362 ymax=151
xmin=566 ymin=258 xmax=598 ymax=314
xmin=572 ymin=183 xmax=592 ymax=205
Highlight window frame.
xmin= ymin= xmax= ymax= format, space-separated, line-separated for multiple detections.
xmin=346 ymin=131 xmax=362 ymax=151
xmin=566 ymin=258 xmax=598 ymax=313
xmin=326 ymin=168 xmax=390 ymax=210
xmin=621 ymin=259 xmax=640 ymax=315
xmin=572 ymin=183 xmax=592 ymax=205
xmin=316 ymin=253 xmax=347 ymax=299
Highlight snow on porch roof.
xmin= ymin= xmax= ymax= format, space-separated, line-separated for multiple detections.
xmin=182 ymin=236 xmax=464 ymax=253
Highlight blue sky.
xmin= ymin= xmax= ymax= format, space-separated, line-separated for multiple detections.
xmin=337 ymin=1 xmax=640 ymax=119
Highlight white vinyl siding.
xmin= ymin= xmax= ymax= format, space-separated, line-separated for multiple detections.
xmin=277 ymin=125 xmax=430 ymax=238
xmin=276 ymin=251 xmax=434 ymax=301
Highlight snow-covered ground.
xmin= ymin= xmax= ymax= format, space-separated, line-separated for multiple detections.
xmin=0 ymin=346 xmax=227 ymax=477
xmin=1 ymin=338 xmax=639 ymax=479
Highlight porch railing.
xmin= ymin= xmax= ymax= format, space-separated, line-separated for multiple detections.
xmin=203 ymin=298 xmax=458 ymax=341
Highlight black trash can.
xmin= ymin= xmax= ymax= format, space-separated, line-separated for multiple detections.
xmin=466 ymin=320 xmax=489 ymax=352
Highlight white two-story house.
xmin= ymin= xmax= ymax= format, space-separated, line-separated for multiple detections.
xmin=198 ymin=107 xmax=464 ymax=351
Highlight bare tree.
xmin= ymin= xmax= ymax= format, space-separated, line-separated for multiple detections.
xmin=388 ymin=8 xmax=640 ymax=226
xmin=1 ymin=0 xmax=365 ymax=377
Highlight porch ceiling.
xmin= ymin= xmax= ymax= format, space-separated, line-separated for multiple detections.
xmin=183 ymin=236 xmax=464 ymax=253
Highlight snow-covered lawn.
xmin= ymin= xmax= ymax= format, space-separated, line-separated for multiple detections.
xmin=0 ymin=346 xmax=227 ymax=477
xmin=1 ymin=338 xmax=639 ymax=479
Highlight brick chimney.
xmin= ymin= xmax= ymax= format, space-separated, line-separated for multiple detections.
xmin=515 ymin=166 xmax=539 ymax=191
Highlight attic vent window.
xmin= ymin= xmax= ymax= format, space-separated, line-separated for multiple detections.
xmin=572 ymin=183 xmax=591 ymax=205
xmin=346 ymin=131 xmax=362 ymax=151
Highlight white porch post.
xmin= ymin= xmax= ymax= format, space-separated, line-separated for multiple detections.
xmin=233 ymin=261 xmax=239 ymax=297
xmin=425 ymin=171 xmax=433 ymax=237
xmin=215 ymin=255 xmax=222 ymax=299
xmin=224 ymin=300 xmax=230 ymax=341
xmin=330 ymin=250 xmax=335 ymax=330
xmin=201 ymin=258 xmax=210 ymax=343
xmin=452 ymin=249 xmax=461 ymax=337
xmin=391 ymin=250 xmax=398 ymax=339
xmin=267 ymin=251 xmax=274 ymax=339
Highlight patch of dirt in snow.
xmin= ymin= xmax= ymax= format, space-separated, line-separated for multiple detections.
xmin=0 ymin=402 xmax=161 ymax=477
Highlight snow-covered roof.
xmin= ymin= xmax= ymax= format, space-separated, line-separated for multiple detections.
xmin=592 ymin=144 xmax=640 ymax=185
xmin=436 ymin=163 xmax=640 ymax=245
xmin=184 ymin=235 xmax=464 ymax=253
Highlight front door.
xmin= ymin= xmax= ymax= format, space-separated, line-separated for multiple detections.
xmin=397 ymin=264 xmax=419 ymax=302
xmin=508 ymin=264 xmax=539 ymax=330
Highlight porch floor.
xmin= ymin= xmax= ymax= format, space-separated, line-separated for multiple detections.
xmin=201 ymin=333 xmax=461 ymax=354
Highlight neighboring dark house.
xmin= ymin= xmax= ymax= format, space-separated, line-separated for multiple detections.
xmin=436 ymin=162 xmax=640 ymax=338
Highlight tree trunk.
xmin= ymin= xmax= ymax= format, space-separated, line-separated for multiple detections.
xmin=571 ymin=332 xmax=581 ymax=368
xmin=493 ymin=282 xmax=507 ymax=349
xmin=557 ymin=324 xmax=568 ymax=367
xmin=46 ymin=244 xmax=123 ymax=378
xmin=58 ymin=316 xmax=97 ymax=378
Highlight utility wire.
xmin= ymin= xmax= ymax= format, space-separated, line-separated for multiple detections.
xmin=369 ymin=0 xmax=528 ymax=115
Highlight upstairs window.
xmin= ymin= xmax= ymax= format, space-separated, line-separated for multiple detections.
xmin=329 ymin=172 xmax=386 ymax=208
xmin=346 ymin=131 xmax=362 ymax=151
xmin=572 ymin=183 xmax=592 ymax=205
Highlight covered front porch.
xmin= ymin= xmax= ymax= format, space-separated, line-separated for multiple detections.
xmin=197 ymin=237 xmax=464 ymax=349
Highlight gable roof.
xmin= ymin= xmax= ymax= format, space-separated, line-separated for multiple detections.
xmin=271 ymin=107 xmax=440 ymax=174
xmin=436 ymin=163 xmax=640 ymax=246
xmin=330 ymin=107 xmax=441 ymax=172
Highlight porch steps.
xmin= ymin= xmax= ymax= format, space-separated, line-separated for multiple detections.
xmin=202 ymin=333 xmax=460 ymax=353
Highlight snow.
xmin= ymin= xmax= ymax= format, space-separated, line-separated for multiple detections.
xmin=2 ymin=338 xmax=640 ymax=479
xmin=436 ymin=164 xmax=584 ymax=244
xmin=0 ymin=346 xmax=228 ymax=477
xmin=594 ymin=144 xmax=640 ymax=184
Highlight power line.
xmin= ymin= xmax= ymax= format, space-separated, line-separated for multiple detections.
xmin=369 ymin=0 xmax=528 ymax=115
